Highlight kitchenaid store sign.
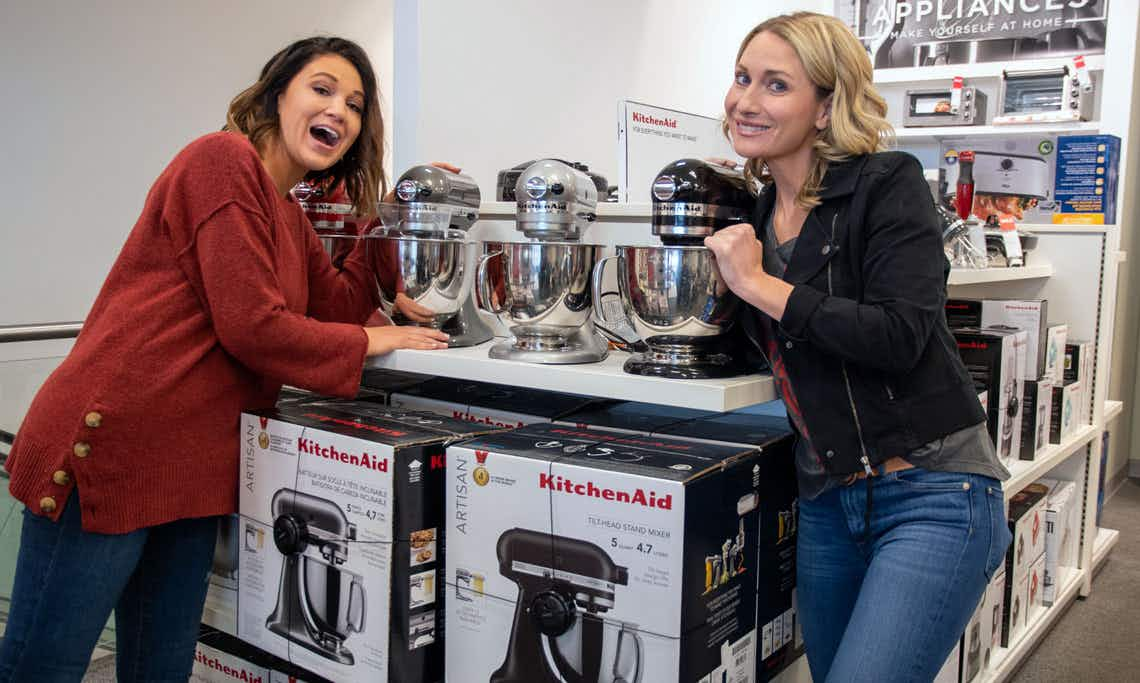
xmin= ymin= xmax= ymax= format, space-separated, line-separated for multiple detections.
xmin=837 ymin=0 xmax=1108 ymax=66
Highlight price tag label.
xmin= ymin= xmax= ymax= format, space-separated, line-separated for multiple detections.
xmin=950 ymin=76 xmax=964 ymax=114
xmin=1074 ymin=55 xmax=1093 ymax=93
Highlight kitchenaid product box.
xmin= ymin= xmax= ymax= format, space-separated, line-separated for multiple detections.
xmin=556 ymin=400 xmax=715 ymax=436
xmin=1020 ymin=379 xmax=1053 ymax=461
xmin=1001 ymin=483 xmax=1048 ymax=647
xmin=203 ymin=514 xmax=241 ymax=636
xmin=1040 ymin=479 xmax=1079 ymax=606
xmin=1064 ymin=340 xmax=1094 ymax=423
xmin=390 ymin=377 xmax=598 ymax=429
xmin=947 ymin=299 xmax=1048 ymax=377
xmin=445 ymin=423 xmax=784 ymax=682
xmin=1050 ymin=381 xmax=1083 ymax=444
xmin=237 ymin=400 xmax=502 ymax=683
xmin=940 ymin=136 xmax=1058 ymax=225
xmin=985 ymin=564 xmax=1005 ymax=672
xmin=656 ymin=413 xmax=799 ymax=682
xmin=359 ymin=369 xmax=435 ymax=403
xmin=1044 ymin=325 xmax=1068 ymax=385
xmin=1029 ymin=553 xmax=1046 ymax=615
xmin=1053 ymin=135 xmax=1121 ymax=225
xmin=960 ymin=597 xmax=986 ymax=683
xmin=194 ymin=626 xmax=331 ymax=683
xmin=954 ymin=328 xmax=1028 ymax=462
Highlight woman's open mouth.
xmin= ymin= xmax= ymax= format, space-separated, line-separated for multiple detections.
xmin=310 ymin=125 xmax=341 ymax=149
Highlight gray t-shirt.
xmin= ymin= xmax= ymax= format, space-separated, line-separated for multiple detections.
xmin=758 ymin=211 xmax=1010 ymax=499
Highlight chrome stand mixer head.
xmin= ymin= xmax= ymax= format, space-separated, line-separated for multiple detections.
xmin=365 ymin=164 xmax=493 ymax=347
xmin=594 ymin=159 xmax=753 ymax=379
xmin=477 ymin=159 xmax=609 ymax=364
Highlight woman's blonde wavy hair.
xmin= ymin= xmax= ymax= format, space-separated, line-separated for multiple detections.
xmin=726 ymin=12 xmax=894 ymax=209
xmin=224 ymin=37 xmax=386 ymax=217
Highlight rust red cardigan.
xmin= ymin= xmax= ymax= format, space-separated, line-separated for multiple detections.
xmin=5 ymin=132 xmax=378 ymax=533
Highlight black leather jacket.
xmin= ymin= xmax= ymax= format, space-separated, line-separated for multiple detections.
xmin=741 ymin=151 xmax=986 ymax=476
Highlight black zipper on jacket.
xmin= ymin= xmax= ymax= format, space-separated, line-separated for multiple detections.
xmin=826 ymin=211 xmax=876 ymax=534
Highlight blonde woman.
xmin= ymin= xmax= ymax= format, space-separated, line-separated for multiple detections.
xmin=1 ymin=37 xmax=447 ymax=681
xmin=705 ymin=13 xmax=1011 ymax=681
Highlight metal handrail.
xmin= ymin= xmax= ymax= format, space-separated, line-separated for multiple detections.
xmin=0 ymin=322 xmax=83 ymax=343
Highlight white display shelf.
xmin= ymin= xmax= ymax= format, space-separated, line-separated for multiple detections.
xmin=1005 ymin=423 xmax=1098 ymax=499
xmin=364 ymin=342 xmax=776 ymax=412
xmin=1093 ymin=527 xmax=1120 ymax=571
xmin=1020 ymin=223 xmax=1114 ymax=235
xmin=894 ymin=121 xmax=1099 ymax=144
xmin=1105 ymin=400 xmax=1124 ymax=422
xmin=874 ymin=55 xmax=1106 ymax=85
xmin=947 ymin=264 xmax=1053 ymax=286
xmin=983 ymin=565 xmax=1084 ymax=682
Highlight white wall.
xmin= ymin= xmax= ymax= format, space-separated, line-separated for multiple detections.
xmin=0 ymin=0 xmax=394 ymax=328
xmin=394 ymin=0 xmax=827 ymax=194
xmin=0 ymin=0 xmax=393 ymax=433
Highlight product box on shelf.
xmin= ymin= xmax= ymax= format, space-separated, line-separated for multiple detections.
xmin=1049 ymin=381 xmax=1083 ymax=444
xmin=445 ymin=422 xmax=795 ymax=683
xmin=1044 ymin=325 xmax=1068 ymax=386
xmin=555 ymin=400 xmax=716 ymax=436
xmin=235 ymin=399 xmax=503 ymax=683
xmin=193 ymin=625 xmax=330 ymax=683
xmin=1053 ymin=135 xmax=1121 ymax=225
xmin=986 ymin=564 xmax=1006 ymax=672
xmin=954 ymin=328 xmax=1028 ymax=462
xmin=1038 ymin=478 xmax=1079 ymax=606
xmin=946 ymin=299 xmax=1048 ymax=378
xmin=1029 ymin=553 xmax=1046 ymax=615
xmin=1019 ymin=379 xmax=1053 ymax=461
xmin=203 ymin=514 xmax=241 ymax=636
xmin=1001 ymin=483 xmax=1048 ymax=647
xmin=940 ymin=136 xmax=1059 ymax=225
xmin=389 ymin=377 xmax=599 ymax=429
xmin=960 ymin=597 xmax=987 ymax=683
xmin=1064 ymin=340 xmax=1094 ymax=423
xmin=934 ymin=640 xmax=960 ymax=683
xmin=359 ymin=369 xmax=436 ymax=403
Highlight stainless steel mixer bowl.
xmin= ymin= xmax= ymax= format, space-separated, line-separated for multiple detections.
xmin=364 ymin=235 xmax=470 ymax=328
xmin=302 ymin=556 xmax=366 ymax=639
xmin=599 ymin=245 xmax=738 ymax=343
xmin=476 ymin=241 xmax=604 ymax=340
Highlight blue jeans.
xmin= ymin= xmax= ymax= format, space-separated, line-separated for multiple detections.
xmin=797 ymin=469 xmax=1011 ymax=683
xmin=0 ymin=491 xmax=217 ymax=683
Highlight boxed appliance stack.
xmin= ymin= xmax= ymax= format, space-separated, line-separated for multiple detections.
xmin=444 ymin=421 xmax=796 ymax=683
xmin=1001 ymin=483 xmax=1049 ymax=648
xmin=389 ymin=377 xmax=601 ymax=430
xmin=948 ymin=298 xmax=1070 ymax=461
xmin=233 ymin=398 xmax=502 ymax=683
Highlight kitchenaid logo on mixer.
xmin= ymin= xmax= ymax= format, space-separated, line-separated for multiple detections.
xmin=632 ymin=111 xmax=677 ymax=128
xmin=539 ymin=473 xmax=672 ymax=509
xmin=297 ymin=437 xmax=388 ymax=472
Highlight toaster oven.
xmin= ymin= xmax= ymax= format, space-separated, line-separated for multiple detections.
xmin=994 ymin=66 xmax=1094 ymax=125
xmin=904 ymin=87 xmax=986 ymax=127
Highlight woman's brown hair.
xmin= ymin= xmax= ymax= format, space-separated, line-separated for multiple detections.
xmin=225 ymin=36 xmax=386 ymax=216
xmin=726 ymin=12 xmax=893 ymax=209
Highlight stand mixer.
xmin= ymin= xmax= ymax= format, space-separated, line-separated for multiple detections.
xmin=266 ymin=489 xmax=367 ymax=665
xmin=492 ymin=528 xmax=641 ymax=683
xmin=593 ymin=159 xmax=753 ymax=378
xmin=476 ymin=159 xmax=609 ymax=364
xmin=362 ymin=165 xmax=493 ymax=347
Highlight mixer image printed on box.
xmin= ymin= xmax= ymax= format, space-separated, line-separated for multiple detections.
xmin=237 ymin=403 xmax=500 ymax=683
xmin=444 ymin=423 xmax=765 ymax=682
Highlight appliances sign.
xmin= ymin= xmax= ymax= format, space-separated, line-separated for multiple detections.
xmin=835 ymin=1 xmax=1109 ymax=68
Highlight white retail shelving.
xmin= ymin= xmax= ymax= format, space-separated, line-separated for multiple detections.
xmin=1004 ymin=424 xmax=1098 ymax=500
xmin=894 ymin=121 xmax=1100 ymax=144
xmin=947 ymin=264 xmax=1054 ymax=286
xmin=1105 ymin=400 xmax=1124 ymax=422
xmin=365 ymin=343 xmax=775 ymax=412
xmin=1092 ymin=528 xmax=1120 ymax=571
xmin=874 ymin=55 xmax=1106 ymax=85
xmin=982 ymin=566 xmax=1084 ymax=683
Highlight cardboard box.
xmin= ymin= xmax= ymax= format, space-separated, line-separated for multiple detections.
xmin=960 ymin=597 xmax=986 ymax=682
xmin=1050 ymin=381 xmax=1082 ymax=444
xmin=1001 ymin=483 xmax=1048 ymax=647
xmin=1053 ymin=135 xmax=1121 ymax=225
xmin=1043 ymin=325 xmax=1068 ymax=386
xmin=203 ymin=514 xmax=240 ymax=637
xmin=1029 ymin=553 xmax=1046 ymax=615
xmin=954 ymin=328 xmax=1028 ymax=461
xmin=236 ymin=399 xmax=503 ymax=683
xmin=390 ymin=377 xmax=599 ymax=429
xmin=359 ymin=369 xmax=435 ymax=403
xmin=445 ymin=423 xmax=795 ymax=683
xmin=1064 ymin=341 xmax=1094 ymax=424
xmin=555 ymin=400 xmax=716 ymax=436
xmin=940 ymin=136 xmax=1058 ymax=225
xmin=1039 ymin=479 xmax=1079 ymax=606
xmin=1019 ymin=379 xmax=1053 ymax=461
xmin=193 ymin=626 xmax=329 ymax=683
xmin=946 ymin=299 xmax=1048 ymax=378
xmin=986 ymin=564 xmax=1006 ymax=672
